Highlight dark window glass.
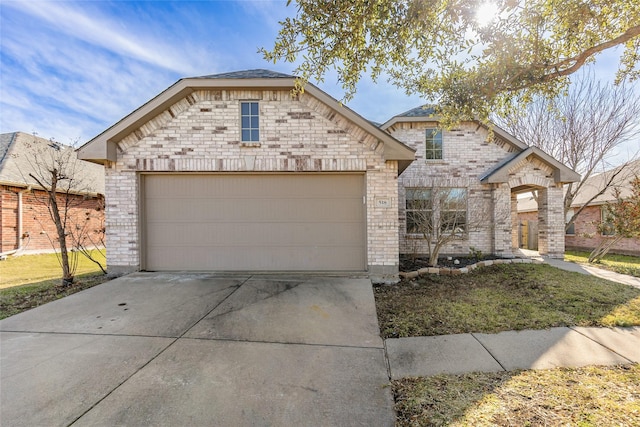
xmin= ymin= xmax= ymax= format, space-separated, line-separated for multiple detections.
xmin=240 ymin=101 xmax=259 ymax=142
xmin=425 ymin=129 xmax=443 ymax=160
xmin=405 ymin=187 xmax=467 ymax=237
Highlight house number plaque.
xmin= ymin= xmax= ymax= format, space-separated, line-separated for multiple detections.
xmin=375 ymin=198 xmax=391 ymax=208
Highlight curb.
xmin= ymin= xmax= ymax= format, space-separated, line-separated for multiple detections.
xmin=399 ymin=258 xmax=545 ymax=279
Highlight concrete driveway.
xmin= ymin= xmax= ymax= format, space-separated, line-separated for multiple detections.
xmin=0 ymin=273 xmax=394 ymax=426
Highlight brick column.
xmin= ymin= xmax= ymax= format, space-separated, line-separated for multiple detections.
xmin=492 ymin=183 xmax=513 ymax=257
xmin=538 ymin=184 xmax=565 ymax=258
xmin=511 ymin=192 xmax=519 ymax=251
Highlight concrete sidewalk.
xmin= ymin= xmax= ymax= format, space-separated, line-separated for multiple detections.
xmin=544 ymin=257 xmax=640 ymax=289
xmin=515 ymin=248 xmax=640 ymax=289
xmin=385 ymin=326 xmax=640 ymax=378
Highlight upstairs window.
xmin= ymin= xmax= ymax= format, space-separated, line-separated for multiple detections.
xmin=425 ymin=128 xmax=443 ymax=160
xmin=241 ymin=101 xmax=259 ymax=142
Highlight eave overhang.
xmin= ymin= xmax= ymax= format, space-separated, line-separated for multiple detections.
xmin=480 ymin=147 xmax=581 ymax=184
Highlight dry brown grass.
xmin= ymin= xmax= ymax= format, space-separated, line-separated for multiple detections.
xmin=393 ymin=364 xmax=640 ymax=426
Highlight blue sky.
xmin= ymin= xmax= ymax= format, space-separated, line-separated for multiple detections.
xmin=0 ymin=0 xmax=636 ymax=164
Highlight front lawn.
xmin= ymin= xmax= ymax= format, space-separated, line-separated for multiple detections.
xmin=565 ymin=250 xmax=640 ymax=277
xmin=393 ymin=364 xmax=640 ymax=426
xmin=374 ymin=263 xmax=640 ymax=338
xmin=0 ymin=251 xmax=110 ymax=320
xmin=1 ymin=250 xmax=107 ymax=289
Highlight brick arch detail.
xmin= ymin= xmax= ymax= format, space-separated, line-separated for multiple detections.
xmin=508 ymin=174 xmax=553 ymax=190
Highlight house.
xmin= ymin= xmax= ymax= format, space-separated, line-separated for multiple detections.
xmin=519 ymin=159 xmax=640 ymax=256
xmin=0 ymin=132 xmax=105 ymax=255
xmin=77 ymin=70 xmax=578 ymax=281
xmin=383 ymin=107 xmax=579 ymax=260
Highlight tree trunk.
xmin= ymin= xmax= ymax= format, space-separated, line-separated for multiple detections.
xmin=588 ymin=236 xmax=622 ymax=263
xmin=46 ymin=176 xmax=73 ymax=286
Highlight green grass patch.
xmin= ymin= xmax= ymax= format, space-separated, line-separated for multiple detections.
xmin=0 ymin=272 xmax=110 ymax=320
xmin=565 ymin=250 xmax=640 ymax=277
xmin=0 ymin=250 xmax=109 ymax=319
xmin=0 ymin=250 xmax=106 ymax=289
xmin=374 ymin=264 xmax=640 ymax=338
xmin=393 ymin=364 xmax=640 ymax=426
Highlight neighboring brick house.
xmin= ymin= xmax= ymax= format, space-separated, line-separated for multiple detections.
xmin=519 ymin=160 xmax=640 ymax=256
xmin=0 ymin=132 xmax=105 ymax=255
xmin=78 ymin=70 xmax=577 ymax=280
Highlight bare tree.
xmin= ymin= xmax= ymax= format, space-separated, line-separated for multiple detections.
xmin=496 ymin=70 xmax=640 ymax=231
xmin=19 ymin=137 xmax=103 ymax=285
xmin=588 ymin=176 xmax=640 ymax=263
xmin=67 ymin=195 xmax=107 ymax=274
xmin=406 ymin=186 xmax=496 ymax=267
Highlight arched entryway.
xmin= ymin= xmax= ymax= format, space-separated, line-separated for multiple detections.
xmin=481 ymin=148 xmax=579 ymax=258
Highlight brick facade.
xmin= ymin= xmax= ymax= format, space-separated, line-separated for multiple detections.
xmin=388 ymin=121 xmax=566 ymax=259
xmin=104 ymin=89 xmax=400 ymax=277
xmin=565 ymin=205 xmax=640 ymax=255
xmin=518 ymin=203 xmax=640 ymax=256
xmin=0 ymin=185 xmax=104 ymax=254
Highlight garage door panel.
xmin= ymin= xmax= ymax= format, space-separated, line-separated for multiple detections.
xmin=145 ymin=174 xmax=361 ymax=199
xmin=146 ymin=222 xmax=365 ymax=247
xmin=144 ymin=174 xmax=365 ymax=271
xmin=145 ymin=198 xmax=363 ymax=223
xmin=148 ymin=245 xmax=363 ymax=271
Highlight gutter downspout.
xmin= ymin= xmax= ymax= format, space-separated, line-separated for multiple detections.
xmin=0 ymin=186 xmax=32 ymax=258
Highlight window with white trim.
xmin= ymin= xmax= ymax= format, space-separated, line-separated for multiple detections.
xmin=405 ymin=187 xmax=467 ymax=236
xmin=406 ymin=188 xmax=433 ymax=234
xmin=440 ymin=188 xmax=467 ymax=235
xmin=601 ymin=206 xmax=615 ymax=236
xmin=241 ymin=101 xmax=259 ymax=142
xmin=565 ymin=209 xmax=575 ymax=235
xmin=425 ymin=128 xmax=443 ymax=160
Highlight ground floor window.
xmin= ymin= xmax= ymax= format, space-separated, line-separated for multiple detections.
xmin=405 ymin=187 xmax=467 ymax=237
xmin=565 ymin=209 xmax=575 ymax=235
xmin=601 ymin=206 xmax=615 ymax=236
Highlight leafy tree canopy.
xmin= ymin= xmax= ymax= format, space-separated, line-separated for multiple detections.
xmin=262 ymin=0 xmax=640 ymax=124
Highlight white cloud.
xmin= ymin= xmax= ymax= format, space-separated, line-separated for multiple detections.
xmin=3 ymin=0 xmax=197 ymax=75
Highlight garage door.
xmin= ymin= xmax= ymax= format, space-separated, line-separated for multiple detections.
xmin=143 ymin=174 xmax=366 ymax=271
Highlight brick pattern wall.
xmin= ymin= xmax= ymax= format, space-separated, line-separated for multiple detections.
xmin=389 ymin=122 xmax=566 ymax=258
xmin=389 ymin=122 xmax=520 ymax=256
xmin=506 ymin=158 xmax=564 ymax=257
xmin=537 ymin=185 xmax=565 ymax=257
xmin=105 ymin=89 xmax=399 ymax=274
xmin=519 ymin=204 xmax=640 ymax=256
xmin=517 ymin=211 xmax=538 ymax=221
xmin=1 ymin=185 xmax=104 ymax=253
xmin=566 ymin=205 xmax=640 ymax=255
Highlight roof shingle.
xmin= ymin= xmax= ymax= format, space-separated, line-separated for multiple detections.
xmin=196 ymin=69 xmax=294 ymax=79
xmin=0 ymin=132 xmax=104 ymax=195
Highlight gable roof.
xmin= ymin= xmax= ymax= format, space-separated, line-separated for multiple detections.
xmin=571 ymin=159 xmax=640 ymax=206
xmin=198 ymin=69 xmax=294 ymax=79
xmin=78 ymin=69 xmax=416 ymax=173
xmin=394 ymin=105 xmax=438 ymax=118
xmin=382 ymin=105 xmax=579 ymax=185
xmin=480 ymin=147 xmax=580 ymax=184
xmin=0 ymin=132 xmax=104 ymax=195
xmin=380 ymin=105 xmax=528 ymax=151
